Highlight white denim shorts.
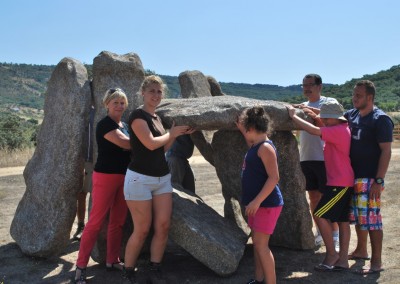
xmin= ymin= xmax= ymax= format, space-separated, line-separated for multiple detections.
xmin=124 ymin=169 xmax=172 ymax=201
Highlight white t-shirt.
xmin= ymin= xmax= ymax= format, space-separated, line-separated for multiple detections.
xmin=299 ymin=96 xmax=338 ymax=162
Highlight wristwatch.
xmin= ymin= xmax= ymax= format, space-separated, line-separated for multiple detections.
xmin=375 ymin=178 xmax=384 ymax=185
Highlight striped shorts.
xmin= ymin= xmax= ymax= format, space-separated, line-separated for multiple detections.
xmin=314 ymin=186 xmax=352 ymax=222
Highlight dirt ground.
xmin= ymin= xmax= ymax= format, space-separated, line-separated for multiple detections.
xmin=0 ymin=143 xmax=399 ymax=284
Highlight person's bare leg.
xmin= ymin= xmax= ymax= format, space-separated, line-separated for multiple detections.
xmin=308 ymin=191 xmax=322 ymax=229
xmin=349 ymin=225 xmax=369 ymax=259
xmin=368 ymin=230 xmax=383 ymax=270
xmin=124 ymin=200 xmax=152 ymax=268
xmin=73 ymin=192 xmax=88 ymax=240
xmin=252 ymin=231 xmax=275 ymax=284
xmin=314 ymin=217 xmax=339 ymax=266
xmin=150 ymin=193 xmax=172 ymax=263
xmin=252 ymin=238 xmax=264 ymax=282
xmin=77 ymin=192 xmax=88 ymax=224
xmin=334 ymin=222 xmax=350 ymax=268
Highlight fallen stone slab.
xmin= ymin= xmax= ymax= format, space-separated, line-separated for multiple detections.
xmin=169 ymin=189 xmax=248 ymax=276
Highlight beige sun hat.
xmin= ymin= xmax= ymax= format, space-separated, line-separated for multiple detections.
xmin=317 ymin=101 xmax=347 ymax=121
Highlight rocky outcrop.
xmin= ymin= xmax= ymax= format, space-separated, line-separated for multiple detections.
xmin=10 ymin=58 xmax=92 ymax=256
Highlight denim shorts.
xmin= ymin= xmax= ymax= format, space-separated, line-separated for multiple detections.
xmin=124 ymin=169 xmax=172 ymax=201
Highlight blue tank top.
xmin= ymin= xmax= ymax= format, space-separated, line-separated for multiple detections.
xmin=241 ymin=140 xmax=284 ymax=207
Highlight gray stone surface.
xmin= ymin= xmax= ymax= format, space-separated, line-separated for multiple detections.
xmin=157 ymin=95 xmax=306 ymax=131
xmin=205 ymin=130 xmax=250 ymax=234
xmin=10 ymin=58 xmax=92 ymax=256
xmin=207 ymin=75 xmax=225 ymax=96
xmin=270 ymin=131 xmax=314 ymax=249
xmin=170 ymin=189 xmax=247 ymax=276
xmin=91 ymin=51 xmax=145 ymax=124
xmin=179 ymin=70 xmax=212 ymax=98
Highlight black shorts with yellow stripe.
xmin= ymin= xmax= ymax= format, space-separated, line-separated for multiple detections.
xmin=314 ymin=186 xmax=353 ymax=222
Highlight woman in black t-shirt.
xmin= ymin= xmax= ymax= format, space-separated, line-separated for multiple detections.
xmin=122 ymin=75 xmax=193 ymax=283
xmin=74 ymin=88 xmax=130 ymax=284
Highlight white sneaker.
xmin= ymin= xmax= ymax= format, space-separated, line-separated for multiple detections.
xmin=333 ymin=237 xmax=340 ymax=252
xmin=315 ymin=234 xmax=323 ymax=247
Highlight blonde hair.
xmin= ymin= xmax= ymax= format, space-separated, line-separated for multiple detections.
xmin=139 ymin=75 xmax=167 ymax=95
xmin=102 ymin=88 xmax=128 ymax=109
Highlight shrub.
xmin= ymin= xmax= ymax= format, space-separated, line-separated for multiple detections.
xmin=0 ymin=112 xmax=39 ymax=151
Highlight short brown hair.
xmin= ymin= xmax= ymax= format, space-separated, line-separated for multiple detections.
xmin=355 ymin=80 xmax=376 ymax=99
xmin=304 ymin=74 xmax=322 ymax=85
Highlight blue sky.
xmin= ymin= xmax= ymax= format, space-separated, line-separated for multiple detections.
xmin=1 ymin=0 xmax=399 ymax=86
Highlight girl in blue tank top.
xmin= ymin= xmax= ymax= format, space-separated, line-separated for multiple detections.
xmin=236 ymin=106 xmax=283 ymax=284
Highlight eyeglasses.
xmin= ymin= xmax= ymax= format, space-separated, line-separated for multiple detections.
xmin=301 ymin=83 xmax=318 ymax=88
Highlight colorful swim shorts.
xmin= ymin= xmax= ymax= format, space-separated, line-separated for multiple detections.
xmin=349 ymin=178 xmax=383 ymax=230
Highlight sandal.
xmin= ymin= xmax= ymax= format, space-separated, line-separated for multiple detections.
xmin=74 ymin=266 xmax=87 ymax=284
xmin=106 ymin=261 xmax=124 ymax=271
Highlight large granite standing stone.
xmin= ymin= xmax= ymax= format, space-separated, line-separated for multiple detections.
xmin=201 ymin=130 xmax=250 ymax=234
xmin=270 ymin=131 xmax=314 ymax=249
xmin=178 ymin=70 xmax=212 ymax=98
xmin=170 ymin=189 xmax=248 ymax=276
xmin=90 ymin=51 xmax=145 ymax=262
xmin=10 ymin=58 xmax=91 ymax=256
xmin=207 ymin=75 xmax=225 ymax=96
xmin=91 ymin=51 xmax=145 ymax=123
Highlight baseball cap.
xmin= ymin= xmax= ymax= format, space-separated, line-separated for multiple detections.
xmin=317 ymin=101 xmax=347 ymax=121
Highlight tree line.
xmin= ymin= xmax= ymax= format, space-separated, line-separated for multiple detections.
xmin=0 ymin=62 xmax=399 ymax=151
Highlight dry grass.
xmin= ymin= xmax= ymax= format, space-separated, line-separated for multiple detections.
xmin=0 ymin=147 xmax=34 ymax=168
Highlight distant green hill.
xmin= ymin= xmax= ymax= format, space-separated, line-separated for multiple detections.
xmin=1 ymin=62 xmax=399 ymax=112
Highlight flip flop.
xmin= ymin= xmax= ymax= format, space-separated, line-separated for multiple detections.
xmin=348 ymin=254 xmax=370 ymax=260
xmin=314 ymin=263 xmax=335 ymax=272
xmin=354 ymin=267 xmax=384 ymax=275
xmin=332 ymin=266 xmax=349 ymax=271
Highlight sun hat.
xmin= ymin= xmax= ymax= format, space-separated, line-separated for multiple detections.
xmin=317 ymin=101 xmax=347 ymax=121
